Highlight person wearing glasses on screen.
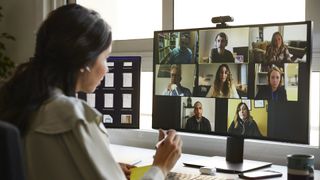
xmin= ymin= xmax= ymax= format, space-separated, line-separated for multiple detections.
xmin=168 ymin=34 xmax=193 ymax=64
xmin=228 ymin=102 xmax=262 ymax=137
xmin=265 ymin=32 xmax=292 ymax=63
xmin=209 ymin=32 xmax=235 ymax=63
xmin=206 ymin=64 xmax=239 ymax=98
xmin=163 ymin=64 xmax=192 ymax=96
xmin=0 ymin=4 xmax=182 ymax=180
xmin=185 ymin=101 xmax=211 ymax=132
xmin=255 ymin=66 xmax=287 ymax=102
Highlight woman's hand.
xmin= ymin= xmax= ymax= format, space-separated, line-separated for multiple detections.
xmin=152 ymin=129 xmax=182 ymax=176
xmin=119 ymin=162 xmax=135 ymax=179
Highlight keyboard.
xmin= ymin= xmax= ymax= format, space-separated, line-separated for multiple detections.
xmin=166 ymin=172 xmax=229 ymax=180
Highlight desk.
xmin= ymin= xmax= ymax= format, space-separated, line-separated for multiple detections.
xmin=110 ymin=144 xmax=320 ymax=179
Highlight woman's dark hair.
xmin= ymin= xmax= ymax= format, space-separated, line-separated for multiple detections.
xmin=233 ymin=102 xmax=251 ymax=128
xmin=0 ymin=4 xmax=112 ymax=135
xmin=213 ymin=64 xmax=232 ymax=96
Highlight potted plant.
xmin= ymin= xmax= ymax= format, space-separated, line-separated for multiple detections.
xmin=0 ymin=6 xmax=16 ymax=82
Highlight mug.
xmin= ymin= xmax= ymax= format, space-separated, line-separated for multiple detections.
xmin=287 ymin=154 xmax=314 ymax=180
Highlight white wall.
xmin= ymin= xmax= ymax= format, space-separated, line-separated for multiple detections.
xmin=2 ymin=0 xmax=320 ymax=68
xmin=306 ymin=0 xmax=320 ymax=70
xmin=1 ymin=0 xmax=66 ymax=65
xmin=1 ymin=0 xmax=37 ymax=64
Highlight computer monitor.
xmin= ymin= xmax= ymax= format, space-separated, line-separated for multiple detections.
xmin=152 ymin=21 xmax=312 ymax=172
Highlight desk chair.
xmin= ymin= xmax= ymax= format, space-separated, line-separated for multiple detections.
xmin=0 ymin=121 xmax=25 ymax=180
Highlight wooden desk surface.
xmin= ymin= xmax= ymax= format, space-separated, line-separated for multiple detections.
xmin=110 ymin=144 xmax=319 ymax=179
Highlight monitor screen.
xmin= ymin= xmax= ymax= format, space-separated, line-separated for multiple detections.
xmin=152 ymin=21 xmax=312 ymax=145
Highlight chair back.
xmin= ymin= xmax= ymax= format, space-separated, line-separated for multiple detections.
xmin=0 ymin=121 xmax=25 ymax=180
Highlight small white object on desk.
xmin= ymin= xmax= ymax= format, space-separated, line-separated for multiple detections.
xmin=200 ymin=166 xmax=216 ymax=175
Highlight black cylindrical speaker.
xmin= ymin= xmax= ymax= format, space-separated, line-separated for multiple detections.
xmin=226 ymin=136 xmax=244 ymax=163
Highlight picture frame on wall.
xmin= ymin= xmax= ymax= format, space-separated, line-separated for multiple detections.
xmin=254 ymin=100 xmax=265 ymax=108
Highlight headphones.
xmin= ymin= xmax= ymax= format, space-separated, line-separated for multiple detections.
xmin=80 ymin=66 xmax=91 ymax=73
xmin=85 ymin=66 xmax=91 ymax=72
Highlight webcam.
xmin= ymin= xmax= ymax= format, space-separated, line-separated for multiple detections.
xmin=211 ymin=16 xmax=234 ymax=27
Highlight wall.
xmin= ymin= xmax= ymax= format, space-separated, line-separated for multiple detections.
xmin=1 ymin=0 xmax=66 ymax=65
xmin=306 ymin=0 xmax=320 ymax=71
xmin=2 ymin=0 xmax=320 ymax=69
xmin=1 ymin=0 xmax=37 ymax=64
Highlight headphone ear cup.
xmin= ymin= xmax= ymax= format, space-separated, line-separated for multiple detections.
xmin=85 ymin=66 xmax=91 ymax=72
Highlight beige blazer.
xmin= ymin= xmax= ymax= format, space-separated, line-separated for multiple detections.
xmin=23 ymin=88 xmax=163 ymax=180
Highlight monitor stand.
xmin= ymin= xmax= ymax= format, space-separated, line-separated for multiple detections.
xmin=183 ymin=136 xmax=272 ymax=173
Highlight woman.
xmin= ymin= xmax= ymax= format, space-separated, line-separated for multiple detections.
xmin=0 ymin=4 xmax=181 ymax=180
xmin=265 ymin=32 xmax=292 ymax=63
xmin=227 ymin=102 xmax=262 ymax=137
xmin=209 ymin=32 xmax=234 ymax=63
xmin=206 ymin=64 xmax=239 ymax=98
xmin=255 ymin=66 xmax=287 ymax=102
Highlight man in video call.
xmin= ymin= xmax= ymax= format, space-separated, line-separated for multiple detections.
xmin=209 ymin=32 xmax=234 ymax=63
xmin=168 ymin=34 xmax=193 ymax=64
xmin=163 ymin=64 xmax=192 ymax=96
xmin=185 ymin=101 xmax=211 ymax=132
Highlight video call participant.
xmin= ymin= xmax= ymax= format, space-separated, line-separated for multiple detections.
xmin=0 ymin=4 xmax=182 ymax=180
xmin=206 ymin=64 xmax=239 ymax=98
xmin=185 ymin=101 xmax=211 ymax=132
xmin=163 ymin=64 xmax=192 ymax=96
xmin=168 ymin=34 xmax=193 ymax=64
xmin=209 ymin=32 xmax=235 ymax=63
xmin=255 ymin=66 xmax=287 ymax=102
xmin=265 ymin=32 xmax=292 ymax=63
xmin=228 ymin=102 xmax=262 ymax=137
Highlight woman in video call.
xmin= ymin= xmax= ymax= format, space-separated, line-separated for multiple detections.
xmin=255 ymin=66 xmax=287 ymax=102
xmin=206 ymin=64 xmax=239 ymax=98
xmin=265 ymin=32 xmax=292 ymax=63
xmin=0 ymin=4 xmax=182 ymax=180
xmin=209 ymin=32 xmax=235 ymax=63
xmin=228 ymin=102 xmax=262 ymax=137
